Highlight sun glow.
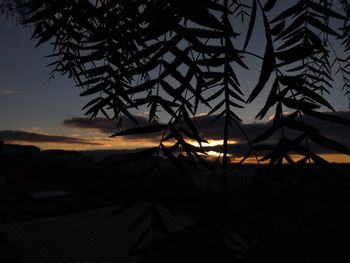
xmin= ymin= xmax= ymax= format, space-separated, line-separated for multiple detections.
xmin=206 ymin=151 xmax=222 ymax=157
xmin=191 ymin=139 xmax=238 ymax=147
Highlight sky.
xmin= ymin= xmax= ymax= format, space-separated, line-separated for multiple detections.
xmin=0 ymin=3 xmax=349 ymax=163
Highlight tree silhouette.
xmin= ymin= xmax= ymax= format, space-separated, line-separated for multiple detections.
xmin=2 ymin=0 xmax=350 ymax=262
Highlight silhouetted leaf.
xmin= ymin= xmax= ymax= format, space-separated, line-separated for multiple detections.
xmin=256 ymin=78 xmax=279 ymax=119
xmin=271 ymin=1 xmax=304 ymax=23
xmin=248 ymin=14 xmax=274 ymax=103
xmin=208 ymin=100 xmax=225 ymax=115
xmin=275 ymin=45 xmax=315 ymax=63
xmin=80 ymin=82 xmax=109 ymax=96
xmin=308 ymin=1 xmax=345 ymax=19
xmin=82 ymin=97 xmax=101 ymax=110
xmin=186 ymin=28 xmax=231 ymax=38
xmin=160 ymin=80 xmax=189 ymax=106
xmin=207 ymin=88 xmax=224 ymax=102
xmin=229 ymin=100 xmax=244 ymax=108
xmin=211 ymin=110 xmax=226 ymax=123
xmin=291 ymin=85 xmax=335 ymax=111
xmin=131 ymin=79 xmax=159 ymax=94
xmin=306 ymin=29 xmax=327 ymax=52
xmin=252 ymin=111 xmax=298 ymax=143
xmin=192 ymin=44 xmax=226 ymax=55
xmin=264 ymin=0 xmax=278 ymax=12
xmin=308 ymin=16 xmax=341 ymax=37
xmin=286 ymin=64 xmax=305 ymax=72
xmin=228 ymin=89 xmax=245 ymax=103
xmin=307 ymin=150 xmax=334 ymax=170
xmin=198 ymin=57 xmax=226 ymax=67
xmin=282 ymin=98 xmax=320 ymax=111
xmin=81 ymin=65 xmax=111 ymax=78
xmin=276 ymin=13 xmax=305 ymax=41
xmin=271 ymin=20 xmax=285 ymax=36
xmin=202 ymin=71 xmax=225 ymax=79
xmin=77 ymin=77 xmax=103 ymax=87
xmin=285 ymin=119 xmax=319 ymax=134
xmin=182 ymin=108 xmax=206 ymax=143
xmin=126 ymin=42 xmax=164 ymax=64
xmin=24 ymin=8 xmax=52 ymax=24
xmin=127 ymin=59 xmax=161 ymax=76
xmin=251 ymin=122 xmax=280 ymax=144
xmin=111 ymin=126 xmax=166 ymax=137
xmin=175 ymin=1 xmax=224 ymax=30
xmin=243 ymin=0 xmax=256 ymax=51
xmin=301 ymin=109 xmax=350 ymax=126
xmin=309 ymin=133 xmax=350 ymax=155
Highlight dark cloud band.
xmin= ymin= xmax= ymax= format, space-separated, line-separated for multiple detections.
xmin=193 ymin=111 xmax=350 ymax=145
xmin=63 ymin=116 xmax=161 ymax=140
xmin=63 ymin=115 xmax=149 ymax=134
xmin=62 ymin=111 xmax=350 ymax=155
xmin=0 ymin=130 xmax=100 ymax=145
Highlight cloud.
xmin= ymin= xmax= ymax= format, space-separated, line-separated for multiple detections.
xmin=0 ymin=130 xmax=100 ymax=145
xmin=0 ymin=88 xmax=14 ymax=96
xmin=63 ymin=115 xmax=149 ymax=134
xmin=193 ymin=111 xmax=350 ymax=145
xmin=198 ymin=111 xmax=350 ymax=155
xmin=203 ymin=142 xmax=345 ymax=157
xmin=63 ymin=117 xmax=116 ymax=134
xmin=192 ymin=115 xmax=262 ymax=141
xmin=62 ymin=111 xmax=350 ymax=154
xmin=63 ymin=115 xmax=162 ymax=141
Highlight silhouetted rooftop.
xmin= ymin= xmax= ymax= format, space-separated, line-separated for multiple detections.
xmin=0 ymin=204 xmax=191 ymax=263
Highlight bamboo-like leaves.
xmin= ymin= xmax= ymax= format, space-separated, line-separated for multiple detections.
xmin=247 ymin=14 xmax=274 ymax=103
xmin=16 ymin=0 xmax=349 ymax=174
xmin=264 ymin=0 xmax=278 ymax=12
xmin=243 ymin=0 xmax=257 ymax=51
xmin=248 ymin=0 xmax=349 ymax=169
xmin=309 ymin=133 xmax=350 ymax=155
xmin=4 ymin=1 xmax=349 ymax=262
xmin=271 ymin=1 xmax=304 ymax=23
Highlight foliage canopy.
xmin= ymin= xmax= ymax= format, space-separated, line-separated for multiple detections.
xmin=2 ymin=0 xmax=350 ymax=171
xmin=2 ymin=0 xmax=350 ymax=261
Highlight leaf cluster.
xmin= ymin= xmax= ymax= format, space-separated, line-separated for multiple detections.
xmin=246 ymin=0 xmax=350 ymax=169
xmin=4 ymin=0 xmax=350 ymax=262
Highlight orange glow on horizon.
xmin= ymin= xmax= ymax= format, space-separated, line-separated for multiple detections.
xmin=5 ymin=139 xmax=349 ymax=163
xmin=231 ymin=154 xmax=350 ymax=164
xmin=190 ymin=139 xmax=238 ymax=147
xmin=7 ymin=137 xmax=160 ymax=151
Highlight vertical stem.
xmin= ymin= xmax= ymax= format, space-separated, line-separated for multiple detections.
xmin=222 ymin=109 xmax=229 ymax=187
xmin=222 ymin=0 xmax=229 ymax=192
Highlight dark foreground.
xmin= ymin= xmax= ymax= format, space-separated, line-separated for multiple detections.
xmin=0 ymin=153 xmax=350 ymax=263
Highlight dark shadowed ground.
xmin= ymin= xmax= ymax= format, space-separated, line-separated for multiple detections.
xmin=0 ymin=151 xmax=350 ymax=262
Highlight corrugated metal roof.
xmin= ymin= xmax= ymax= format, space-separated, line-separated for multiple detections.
xmin=0 ymin=203 xmax=192 ymax=263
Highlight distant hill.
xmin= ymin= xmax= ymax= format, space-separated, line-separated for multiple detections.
xmin=0 ymin=143 xmax=40 ymax=157
xmin=42 ymin=149 xmax=83 ymax=160
xmin=81 ymin=149 xmax=146 ymax=160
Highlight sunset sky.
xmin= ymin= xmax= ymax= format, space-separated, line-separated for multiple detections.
xmin=0 ymin=6 xmax=349 ymax=163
